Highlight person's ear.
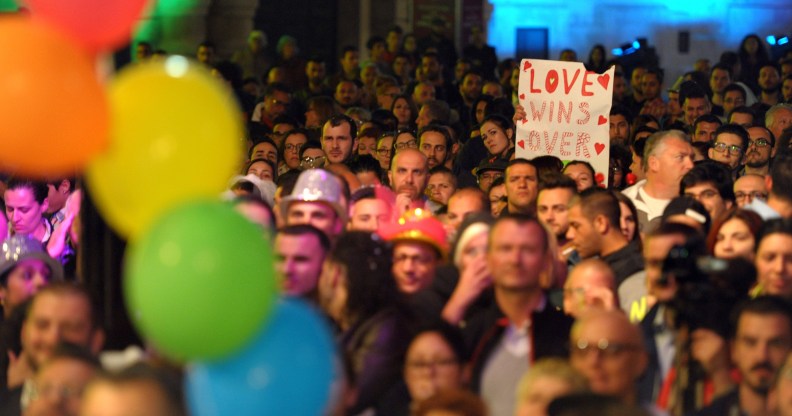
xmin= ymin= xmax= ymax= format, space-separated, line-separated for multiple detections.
xmin=58 ymin=180 xmax=71 ymax=195
xmin=649 ymin=155 xmax=660 ymax=171
xmin=594 ymin=215 xmax=608 ymax=234
xmin=90 ymin=328 xmax=105 ymax=355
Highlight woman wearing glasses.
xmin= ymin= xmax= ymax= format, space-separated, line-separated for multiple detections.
xmin=279 ymin=128 xmax=309 ymax=173
xmin=392 ymin=129 xmax=419 ymax=156
xmin=374 ymin=132 xmax=395 ymax=170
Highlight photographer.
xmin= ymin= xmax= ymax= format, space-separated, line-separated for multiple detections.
xmin=638 ymin=221 xmax=754 ymax=415
xmin=694 ymin=297 xmax=792 ymax=416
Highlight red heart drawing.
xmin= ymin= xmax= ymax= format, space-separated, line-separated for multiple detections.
xmin=598 ymin=115 xmax=607 ymax=125
xmin=523 ymin=61 xmax=532 ymax=71
xmin=519 ymin=93 xmax=525 ymax=100
xmin=518 ymin=140 xmax=525 ymax=149
xmin=597 ymin=74 xmax=610 ymax=89
xmin=595 ymin=173 xmax=605 ymax=184
xmin=594 ymin=143 xmax=605 ymax=155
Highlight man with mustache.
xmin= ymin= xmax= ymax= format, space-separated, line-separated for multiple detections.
xmin=418 ymin=125 xmax=451 ymax=170
xmin=388 ymin=149 xmax=429 ymax=215
xmin=694 ymin=296 xmax=792 ymax=416
xmin=744 ymin=126 xmax=775 ymax=177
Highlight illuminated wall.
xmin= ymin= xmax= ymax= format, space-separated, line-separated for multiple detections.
xmin=487 ymin=0 xmax=792 ymax=81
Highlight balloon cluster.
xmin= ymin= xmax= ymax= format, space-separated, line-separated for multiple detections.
xmin=0 ymin=3 xmax=337 ymax=414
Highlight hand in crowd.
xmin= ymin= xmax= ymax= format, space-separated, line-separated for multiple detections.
xmin=639 ymin=97 xmax=667 ymax=120
xmin=6 ymin=350 xmax=32 ymax=390
xmin=442 ymin=256 xmax=491 ymax=324
xmin=513 ymin=103 xmax=527 ymax=123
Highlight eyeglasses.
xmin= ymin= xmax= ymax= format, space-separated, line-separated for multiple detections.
xmin=300 ymin=156 xmax=326 ymax=169
xmin=406 ymin=357 xmax=458 ymax=370
xmin=748 ymin=138 xmax=771 ymax=148
xmin=571 ymin=339 xmax=640 ymax=358
xmin=685 ymin=189 xmax=718 ymax=201
xmin=30 ymin=382 xmax=85 ymax=401
xmin=376 ymin=147 xmax=392 ymax=156
xmin=285 ymin=143 xmax=304 ymax=152
xmin=712 ymin=142 xmax=743 ymax=155
xmin=394 ymin=140 xmax=418 ymax=150
xmin=735 ymin=191 xmax=768 ymax=202
xmin=477 ymin=172 xmax=503 ymax=184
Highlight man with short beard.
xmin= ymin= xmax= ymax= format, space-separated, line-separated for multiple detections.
xmin=418 ymin=125 xmax=451 ymax=170
xmin=389 ymin=149 xmax=429 ymax=214
xmin=758 ymin=64 xmax=782 ymax=107
xmin=744 ymin=126 xmax=776 ymax=176
xmin=709 ymin=63 xmax=732 ymax=115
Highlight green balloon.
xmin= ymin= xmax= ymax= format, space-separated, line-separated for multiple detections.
xmin=124 ymin=200 xmax=277 ymax=361
xmin=0 ymin=0 xmax=17 ymax=12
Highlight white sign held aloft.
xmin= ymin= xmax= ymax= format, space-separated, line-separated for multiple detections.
xmin=515 ymin=59 xmax=614 ymax=187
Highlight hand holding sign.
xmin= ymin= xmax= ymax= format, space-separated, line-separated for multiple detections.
xmin=515 ymin=59 xmax=614 ymax=187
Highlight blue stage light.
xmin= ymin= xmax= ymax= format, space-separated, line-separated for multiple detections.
xmin=767 ymin=35 xmax=777 ymax=45
xmin=632 ymin=40 xmax=641 ymax=49
xmin=612 ymin=48 xmax=623 ymax=56
xmin=779 ymin=37 xmax=789 ymax=45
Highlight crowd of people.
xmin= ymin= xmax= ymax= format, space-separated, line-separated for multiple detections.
xmin=2 ymin=16 xmax=792 ymax=416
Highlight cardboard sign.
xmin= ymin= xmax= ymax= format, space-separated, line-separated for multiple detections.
xmin=515 ymin=59 xmax=614 ymax=187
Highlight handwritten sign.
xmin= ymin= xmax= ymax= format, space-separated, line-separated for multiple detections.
xmin=515 ymin=59 xmax=614 ymax=187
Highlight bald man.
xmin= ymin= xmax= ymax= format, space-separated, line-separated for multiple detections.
xmin=389 ymin=149 xmax=429 ymax=214
xmin=563 ymin=259 xmax=617 ymax=318
xmin=733 ymin=174 xmax=768 ymax=208
xmin=569 ymin=310 xmax=648 ymax=406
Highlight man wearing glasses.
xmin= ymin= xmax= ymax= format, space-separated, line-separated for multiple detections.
xmin=569 ymin=310 xmax=648 ymax=406
xmin=734 ymin=174 xmax=768 ymax=208
xmin=251 ymin=83 xmax=292 ymax=129
xmin=744 ymin=126 xmax=776 ymax=176
xmin=708 ymin=124 xmax=749 ymax=176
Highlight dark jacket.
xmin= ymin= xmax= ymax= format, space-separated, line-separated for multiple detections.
xmin=464 ymin=296 xmax=573 ymax=392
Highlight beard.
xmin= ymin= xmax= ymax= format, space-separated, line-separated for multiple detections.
xmin=745 ymin=151 xmax=770 ymax=168
xmin=762 ymin=85 xmax=780 ymax=95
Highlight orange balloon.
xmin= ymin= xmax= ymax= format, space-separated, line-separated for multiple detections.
xmin=0 ymin=17 xmax=108 ymax=178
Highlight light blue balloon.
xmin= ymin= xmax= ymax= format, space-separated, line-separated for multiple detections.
xmin=186 ymin=299 xmax=339 ymax=416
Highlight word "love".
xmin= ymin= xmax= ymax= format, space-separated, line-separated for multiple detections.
xmin=525 ymin=65 xmax=610 ymax=97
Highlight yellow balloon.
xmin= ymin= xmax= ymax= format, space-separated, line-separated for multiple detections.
xmin=87 ymin=56 xmax=243 ymax=238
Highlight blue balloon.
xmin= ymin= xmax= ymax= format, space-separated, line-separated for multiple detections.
xmin=186 ymin=299 xmax=339 ymax=416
